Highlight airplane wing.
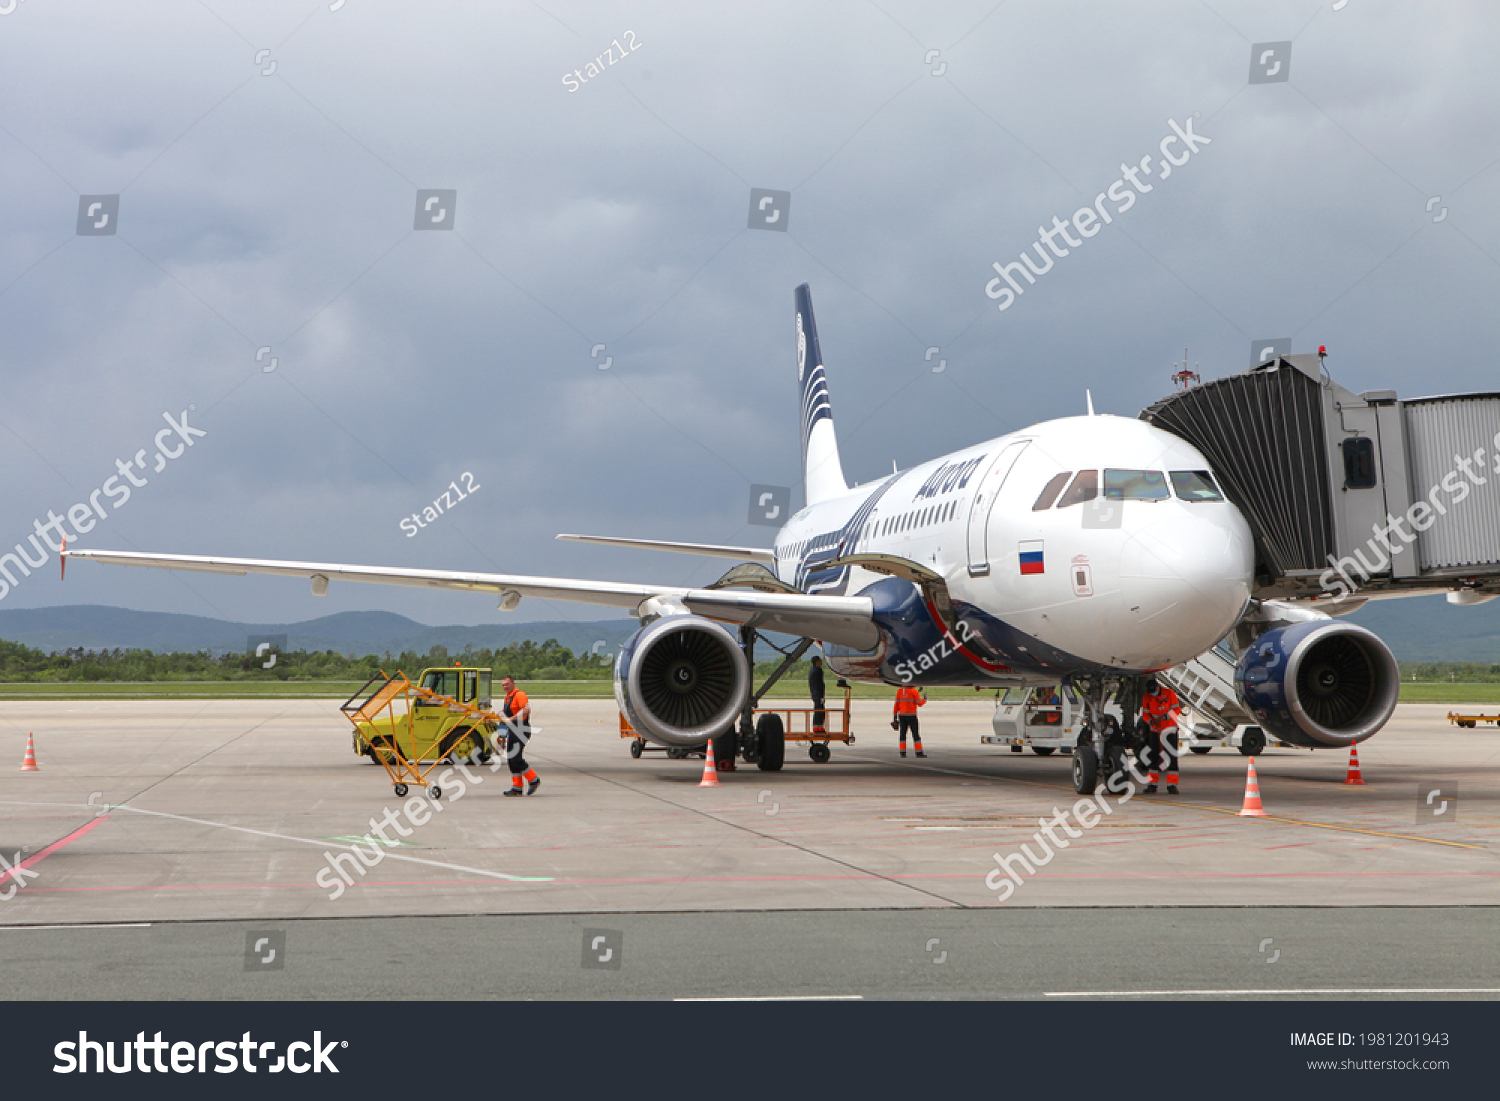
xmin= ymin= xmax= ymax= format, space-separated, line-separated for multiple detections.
xmin=62 ymin=549 xmax=879 ymax=651
xmin=556 ymin=534 xmax=775 ymax=564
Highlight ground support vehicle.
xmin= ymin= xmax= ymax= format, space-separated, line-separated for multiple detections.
xmin=344 ymin=666 xmax=500 ymax=798
xmin=622 ymin=686 xmax=855 ymax=764
xmin=1448 ymin=712 xmax=1500 ymax=728
xmin=1182 ymin=718 xmax=1285 ymax=756
xmin=983 ymin=686 xmax=1094 ymax=755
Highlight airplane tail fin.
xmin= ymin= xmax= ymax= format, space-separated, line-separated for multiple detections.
xmin=794 ymin=283 xmax=848 ymax=506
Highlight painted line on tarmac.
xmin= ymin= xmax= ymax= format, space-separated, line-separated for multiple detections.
xmin=1046 ymin=988 xmax=1500 ymax=998
xmin=108 ymin=804 xmax=554 ymax=883
xmin=1167 ymin=800 xmax=1483 ymax=849
xmin=845 ymin=755 xmax=1483 ymax=849
xmin=0 ymin=816 xmax=110 ymax=887
xmin=675 ymin=995 xmax=864 ymax=1002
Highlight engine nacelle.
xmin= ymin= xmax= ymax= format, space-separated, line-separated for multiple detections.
xmin=614 ymin=614 xmax=750 ymax=747
xmin=1234 ymin=621 xmax=1399 ymax=748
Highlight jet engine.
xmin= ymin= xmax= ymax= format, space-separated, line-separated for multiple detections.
xmin=614 ymin=614 xmax=750 ymax=747
xmin=1234 ymin=621 xmax=1399 ymax=748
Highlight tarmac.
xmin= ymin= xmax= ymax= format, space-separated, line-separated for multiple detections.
xmin=0 ymin=698 xmax=1495 ymax=998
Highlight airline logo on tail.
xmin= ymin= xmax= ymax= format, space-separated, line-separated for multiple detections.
xmin=795 ymin=284 xmax=849 ymax=507
xmin=796 ymin=312 xmax=806 ymax=380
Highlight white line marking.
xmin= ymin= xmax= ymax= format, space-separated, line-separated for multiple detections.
xmin=1045 ymin=988 xmax=1500 ymax=997
xmin=675 ymin=995 xmax=864 ymax=1002
xmin=110 ymin=804 xmax=554 ymax=883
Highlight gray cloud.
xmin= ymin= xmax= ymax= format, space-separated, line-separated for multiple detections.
xmin=1 ymin=0 xmax=1496 ymax=630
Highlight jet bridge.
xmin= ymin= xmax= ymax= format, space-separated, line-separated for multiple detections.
xmin=1141 ymin=353 xmax=1500 ymax=604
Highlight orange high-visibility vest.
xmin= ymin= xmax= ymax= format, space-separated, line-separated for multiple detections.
xmin=894 ymin=687 xmax=926 ymax=715
xmin=1142 ymin=685 xmax=1180 ymax=732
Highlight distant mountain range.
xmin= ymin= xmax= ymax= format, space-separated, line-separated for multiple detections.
xmin=0 ymin=605 xmax=639 ymax=658
xmin=1345 ymin=594 xmax=1500 ymax=663
xmin=0 ymin=595 xmax=1495 ymax=663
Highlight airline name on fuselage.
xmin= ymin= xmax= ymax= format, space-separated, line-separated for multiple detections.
xmin=911 ymin=454 xmax=987 ymax=502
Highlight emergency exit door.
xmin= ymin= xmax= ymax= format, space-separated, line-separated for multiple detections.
xmin=966 ymin=440 xmax=1029 ymax=576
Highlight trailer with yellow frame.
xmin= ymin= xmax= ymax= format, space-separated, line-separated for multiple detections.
xmin=344 ymin=666 xmax=505 ymax=798
xmin=1447 ymin=711 xmax=1500 ymax=728
xmin=621 ymin=685 xmax=855 ymax=764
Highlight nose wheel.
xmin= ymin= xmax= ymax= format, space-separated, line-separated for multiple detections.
xmin=1072 ymin=744 xmax=1099 ymax=794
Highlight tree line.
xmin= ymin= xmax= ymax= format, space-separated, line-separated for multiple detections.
xmin=0 ymin=638 xmax=619 ymax=682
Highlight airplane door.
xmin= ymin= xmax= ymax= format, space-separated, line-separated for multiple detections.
xmin=966 ymin=441 xmax=1029 ymax=577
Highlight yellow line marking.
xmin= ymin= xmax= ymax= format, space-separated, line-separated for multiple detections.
xmin=1168 ymin=800 xmax=1482 ymax=849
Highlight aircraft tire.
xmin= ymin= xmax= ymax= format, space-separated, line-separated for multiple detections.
xmin=755 ymin=713 xmax=785 ymax=772
xmin=1032 ymin=746 xmax=1055 ymax=756
xmin=1073 ymin=745 xmax=1099 ymax=795
xmin=1239 ymin=727 xmax=1267 ymax=756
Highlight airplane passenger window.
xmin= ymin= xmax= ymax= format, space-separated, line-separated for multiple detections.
xmin=1031 ymin=472 xmax=1072 ymax=511
xmin=1169 ymin=471 xmax=1225 ymax=501
xmin=1103 ymin=469 xmax=1169 ymax=500
xmin=1056 ymin=470 xmax=1098 ymax=507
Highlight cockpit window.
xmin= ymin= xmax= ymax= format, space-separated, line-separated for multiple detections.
xmin=1170 ymin=470 xmax=1225 ymax=501
xmin=1055 ymin=470 xmax=1098 ymax=508
xmin=1103 ymin=469 xmax=1169 ymax=500
xmin=1031 ymin=472 xmax=1071 ymax=511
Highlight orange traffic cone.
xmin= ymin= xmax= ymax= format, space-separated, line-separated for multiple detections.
xmin=699 ymin=738 xmax=720 ymax=787
xmin=1343 ymin=745 xmax=1366 ymax=786
xmin=20 ymin=731 xmax=38 ymax=772
xmin=1239 ymin=757 xmax=1266 ymax=817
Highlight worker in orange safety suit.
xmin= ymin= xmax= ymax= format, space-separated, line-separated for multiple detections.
xmin=1140 ymin=678 xmax=1181 ymax=795
xmin=893 ymin=685 xmax=927 ymax=758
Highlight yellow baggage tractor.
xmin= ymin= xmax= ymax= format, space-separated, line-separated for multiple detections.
xmin=344 ymin=666 xmax=501 ymax=797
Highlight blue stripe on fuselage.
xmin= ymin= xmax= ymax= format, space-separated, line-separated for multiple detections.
xmin=821 ymin=576 xmax=1114 ymax=686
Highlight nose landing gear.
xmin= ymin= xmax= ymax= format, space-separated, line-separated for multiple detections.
xmin=1069 ymin=675 xmax=1151 ymax=795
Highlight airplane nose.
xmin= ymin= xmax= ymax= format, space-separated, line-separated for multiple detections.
xmin=1117 ymin=505 xmax=1255 ymax=664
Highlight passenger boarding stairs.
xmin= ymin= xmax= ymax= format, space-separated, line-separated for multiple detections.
xmin=1159 ymin=644 xmax=1254 ymax=737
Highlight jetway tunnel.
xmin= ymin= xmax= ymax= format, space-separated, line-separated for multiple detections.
xmin=1141 ymin=353 xmax=1500 ymax=603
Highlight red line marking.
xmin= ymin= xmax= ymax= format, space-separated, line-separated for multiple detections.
xmin=0 ymin=816 xmax=108 ymax=886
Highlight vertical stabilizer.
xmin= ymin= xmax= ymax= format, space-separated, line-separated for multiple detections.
xmin=794 ymin=284 xmax=849 ymax=506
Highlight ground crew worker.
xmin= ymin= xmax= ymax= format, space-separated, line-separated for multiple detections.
xmin=809 ymin=655 xmax=826 ymax=733
xmin=1140 ymin=678 xmax=1181 ymax=794
xmin=498 ymin=674 xmax=541 ymax=796
xmin=893 ymin=684 xmax=926 ymax=757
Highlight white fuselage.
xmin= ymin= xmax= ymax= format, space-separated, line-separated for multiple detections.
xmin=772 ymin=414 xmax=1255 ymax=681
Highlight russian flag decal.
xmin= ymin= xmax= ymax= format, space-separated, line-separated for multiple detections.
xmin=1018 ymin=540 xmax=1045 ymax=575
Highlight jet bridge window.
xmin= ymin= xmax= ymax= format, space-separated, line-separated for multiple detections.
xmin=1056 ymin=470 xmax=1098 ymax=508
xmin=1169 ymin=470 xmax=1225 ymax=501
xmin=1032 ymin=472 xmax=1072 ymax=511
xmin=1342 ymin=437 xmax=1377 ymax=489
xmin=1103 ymin=469 xmax=1169 ymax=500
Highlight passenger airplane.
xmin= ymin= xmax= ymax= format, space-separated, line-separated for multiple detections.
xmin=66 ymin=284 xmax=1400 ymax=794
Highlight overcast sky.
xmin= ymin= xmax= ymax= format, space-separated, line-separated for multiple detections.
xmin=1 ymin=0 xmax=1496 ymax=635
